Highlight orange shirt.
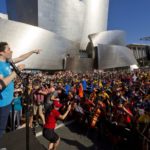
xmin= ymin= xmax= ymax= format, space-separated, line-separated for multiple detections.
xmin=78 ymin=84 xmax=83 ymax=98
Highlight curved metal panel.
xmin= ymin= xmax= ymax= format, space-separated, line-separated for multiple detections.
xmin=97 ymin=44 xmax=137 ymax=69
xmin=0 ymin=18 xmax=78 ymax=70
xmin=89 ymin=30 xmax=126 ymax=47
xmin=80 ymin=0 xmax=109 ymax=50
xmin=5 ymin=0 xmax=110 ymax=51
xmin=38 ymin=0 xmax=85 ymax=42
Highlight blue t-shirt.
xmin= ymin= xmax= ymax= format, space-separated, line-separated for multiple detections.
xmin=65 ymin=84 xmax=71 ymax=95
xmin=13 ymin=96 xmax=22 ymax=111
xmin=82 ymin=79 xmax=87 ymax=91
xmin=0 ymin=61 xmax=14 ymax=107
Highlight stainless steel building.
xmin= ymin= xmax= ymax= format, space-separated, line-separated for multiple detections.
xmin=0 ymin=0 xmax=137 ymax=71
xmin=0 ymin=18 xmax=78 ymax=70
xmin=6 ymin=0 xmax=109 ymax=50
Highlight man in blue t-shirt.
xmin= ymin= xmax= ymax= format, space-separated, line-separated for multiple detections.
xmin=0 ymin=42 xmax=41 ymax=141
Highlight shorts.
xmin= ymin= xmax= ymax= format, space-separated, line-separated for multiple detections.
xmin=43 ymin=128 xmax=59 ymax=143
xmin=33 ymin=103 xmax=44 ymax=115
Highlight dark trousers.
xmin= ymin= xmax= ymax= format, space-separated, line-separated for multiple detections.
xmin=0 ymin=104 xmax=11 ymax=138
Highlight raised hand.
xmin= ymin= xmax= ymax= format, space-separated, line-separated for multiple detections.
xmin=67 ymin=104 xmax=72 ymax=111
xmin=17 ymin=64 xmax=25 ymax=71
xmin=33 ymin=49 xmax=42 ymax=54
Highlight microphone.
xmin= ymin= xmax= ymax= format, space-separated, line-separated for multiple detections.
xmin=8 ymin=59 xmax=23 ymax=78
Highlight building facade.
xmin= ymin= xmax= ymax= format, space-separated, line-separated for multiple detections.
xmin=6 ymin=0 xmax=109 ymax=50
xmin=0 ymin=0 xmax=139 ymax=71
xmin=127 ymin=44 xmax=149 ymax=59
xmin=127 ymin=44 xmax=150 ymax=66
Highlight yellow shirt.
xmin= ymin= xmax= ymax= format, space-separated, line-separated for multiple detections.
xmin=138 ymin=114 xmax=150 ymax=123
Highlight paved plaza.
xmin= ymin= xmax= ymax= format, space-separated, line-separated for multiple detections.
xmin=36 ymin=121 xmax=110 ymax=150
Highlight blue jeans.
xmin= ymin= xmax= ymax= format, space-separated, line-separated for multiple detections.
xmin=9 ymin=110 xmax=22 ymax=129
xmin=0 ymin=104 xmax=11 ymax=138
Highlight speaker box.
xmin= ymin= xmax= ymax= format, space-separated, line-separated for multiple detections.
xmin=0 ymin=128 xmax=46 ymax=150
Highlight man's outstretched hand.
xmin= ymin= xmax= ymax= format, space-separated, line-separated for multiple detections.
xmin=33 ymin=49 xmax=42 ymax=54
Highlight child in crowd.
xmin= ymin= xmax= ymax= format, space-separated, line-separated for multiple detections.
xmin=10 ymin=90 xmax=23 ymax=129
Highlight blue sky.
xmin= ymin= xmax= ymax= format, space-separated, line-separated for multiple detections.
xmin=0 ymin=0 xmax=150 ymax=44
xmin=0 ymin=0 xmax=6 ymax=13
xmin=108 ymin=0 xmax=150 ymax=44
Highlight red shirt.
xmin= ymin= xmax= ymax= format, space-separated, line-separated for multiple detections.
xmin=44 ymin=109 xmax=60 ymax=129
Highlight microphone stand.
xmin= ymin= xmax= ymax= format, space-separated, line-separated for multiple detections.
xmin=9 ymin=60 xmax=30 ymax=150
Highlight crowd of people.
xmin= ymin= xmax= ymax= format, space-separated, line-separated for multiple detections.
xmin=9 ymin=69 xmax=150 ymax=150
xmin=0 ymin=42 xmax=150 ymax=150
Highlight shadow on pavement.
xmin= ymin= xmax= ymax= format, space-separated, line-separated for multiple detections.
xmin=61 ymin=137 xmax=96 ymax=150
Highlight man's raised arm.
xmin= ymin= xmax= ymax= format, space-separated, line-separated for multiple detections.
xmin=13 ymin=49 xmax=41 ymax=63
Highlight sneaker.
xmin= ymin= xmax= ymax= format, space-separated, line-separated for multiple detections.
xmin=17 ymin=125 xmax=22 ymax=129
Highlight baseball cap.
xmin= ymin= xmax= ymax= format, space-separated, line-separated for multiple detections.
xmin=53 ymin=101 xmax=62 ymax=108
